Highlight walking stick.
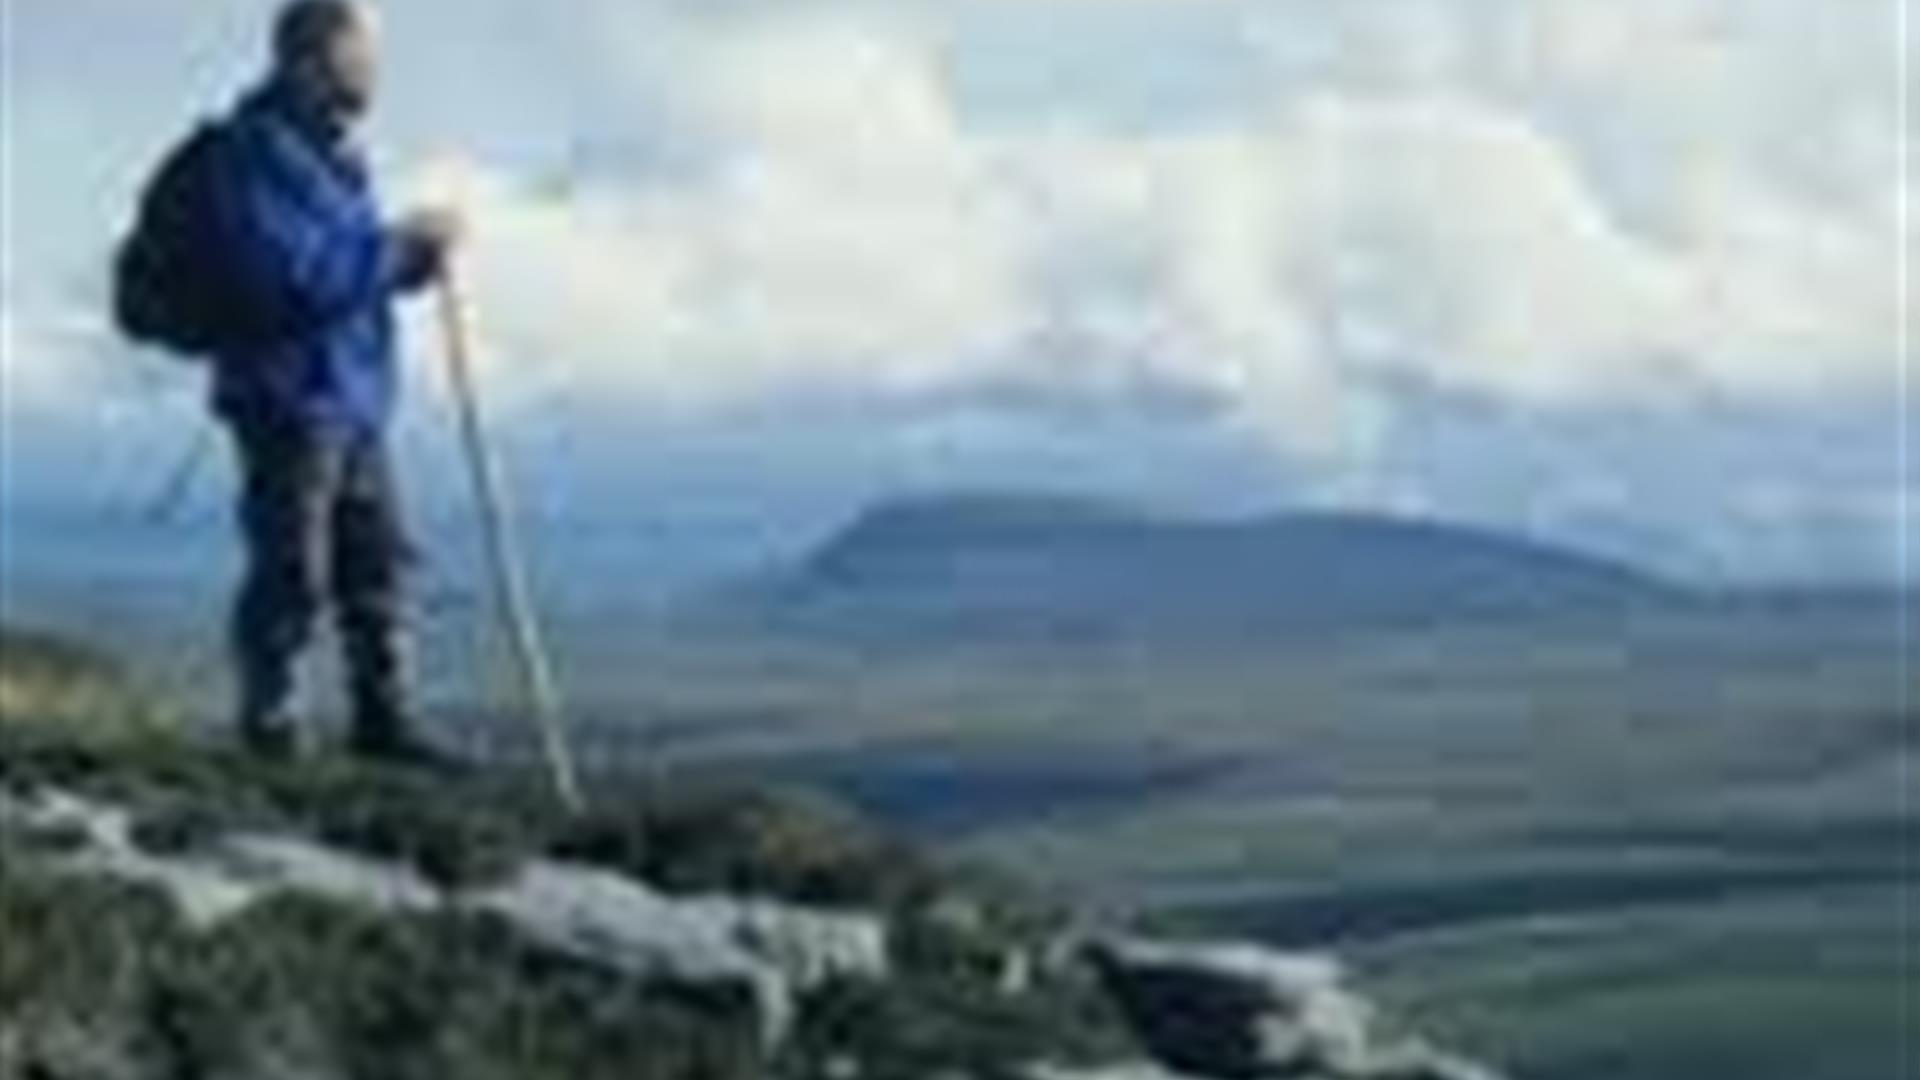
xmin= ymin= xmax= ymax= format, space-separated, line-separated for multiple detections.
xmin=141 ymin=425 xmax=213 ymax=525
xmin=435 ymin=267 xmax=584 ymax=813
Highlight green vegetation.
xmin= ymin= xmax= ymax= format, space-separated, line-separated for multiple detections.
xmin=0 ymin=625 xmax=170 ymax=742
xmin=0 ymin=872 xmax=764 ymax=1080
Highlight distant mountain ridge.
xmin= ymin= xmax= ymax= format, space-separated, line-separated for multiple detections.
xmin=705 ymin=493 xmax=1684 ymax=643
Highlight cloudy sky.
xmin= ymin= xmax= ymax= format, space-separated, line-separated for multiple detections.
xmin=2 ymin=0 xmax=1913 ymax=583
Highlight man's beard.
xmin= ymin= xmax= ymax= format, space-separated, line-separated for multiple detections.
xmin=325 ymin=81 xmax=373 ymax=122
xmin=280 ymin=65 xmax=372 ymax=130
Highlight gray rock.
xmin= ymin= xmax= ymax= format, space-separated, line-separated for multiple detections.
xmin=1082 ymin=937 xmax=1505 ymax=1080
xmin=3 ymin=783 xmax=888 ymax=1053
xmin=472 ymin=861 xmax=887 ymax=1047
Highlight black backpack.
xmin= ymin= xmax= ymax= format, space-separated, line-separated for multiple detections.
xmin=114 ymin=122 xmax=245 ymax=358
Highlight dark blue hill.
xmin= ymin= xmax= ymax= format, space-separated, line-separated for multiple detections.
xmin=709 ymin=493 xmax=1683 ymax=643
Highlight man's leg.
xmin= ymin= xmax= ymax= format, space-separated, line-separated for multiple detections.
xmin=330 ymin=432 xmax=425 ymax=758
xmin=230 ymin=420 xmax=339 ymax=756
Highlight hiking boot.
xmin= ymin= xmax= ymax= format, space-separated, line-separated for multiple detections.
xmin=237 ymin=716 xmax=305 ymax=763
xmin=346 ymin=723 xmax=466 ymax=774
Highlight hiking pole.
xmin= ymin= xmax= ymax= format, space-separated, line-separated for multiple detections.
xmin=141 ymin=424 xmax=213 ymax=525
xmin=435 ymin=266 xmax=585 ymax=814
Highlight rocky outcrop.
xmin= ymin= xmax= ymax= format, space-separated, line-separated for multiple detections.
xmin=1 ymin=784 xmax=886 ymax=1051
xmin=3 ymin=778 xmax=1506 ymax=1080
xmin=1078 ymin=938 xmax=1505 ymax=1080
xmin=0 ymin=704 xmax=1506 ymax=1080
xmin=475 ymin=861 xmax=886 ymax=1047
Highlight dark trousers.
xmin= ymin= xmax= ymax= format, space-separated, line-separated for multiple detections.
xmin=227 ymin=418 xmax=414 ymax=741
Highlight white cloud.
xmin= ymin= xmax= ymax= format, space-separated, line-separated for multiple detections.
xmin=410 ymin=2 xmax=1902 ymax=442
xmin=407 ymin=16 xmax=1029 ymax=417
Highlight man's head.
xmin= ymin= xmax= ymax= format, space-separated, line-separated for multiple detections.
xmin=271 ymin=0 xmax=381 ymax=122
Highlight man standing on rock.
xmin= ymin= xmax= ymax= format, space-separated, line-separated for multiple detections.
xmin=118 ymin=0 xmax=462 ymax=763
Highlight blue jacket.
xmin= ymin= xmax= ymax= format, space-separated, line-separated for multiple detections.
xmin=208 ymin=81 xmax=432 ymax=435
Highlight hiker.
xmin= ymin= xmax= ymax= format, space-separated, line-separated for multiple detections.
xmin=116 ymin=0 xmax=462 ymax=762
